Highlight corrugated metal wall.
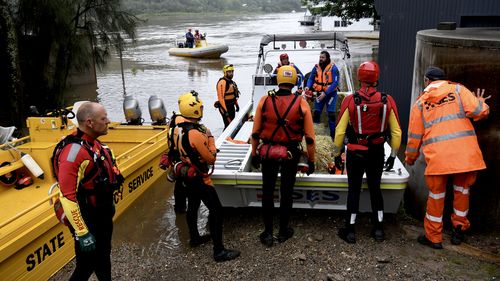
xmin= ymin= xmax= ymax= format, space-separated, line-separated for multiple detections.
xmin=374 ymin=0 xmax=500 ymax=139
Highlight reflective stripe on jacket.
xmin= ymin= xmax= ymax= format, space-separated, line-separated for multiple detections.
xmin=405 ymin=81 xmax=489 ymax=175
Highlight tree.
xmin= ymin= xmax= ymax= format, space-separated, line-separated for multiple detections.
xmin=302 ymin=0 xmax=377 ymax=21
xmin=0 ymin=0 xmax=139 ymax=128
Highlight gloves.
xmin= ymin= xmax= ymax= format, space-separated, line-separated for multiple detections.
xmin=77 ymin=232 xmax=96 ymax=252
xmin=334 ymin=155 xmax=343 ymax=171
xmin=306 ymin=161 xmax=315 ymax=175
xmin=251 ymin=155 xmax=261 ymax=169
xmin=235 ymin=104 xmax=240 ymax=112
xmin=384 ymin=156 xmax=395 ymax=171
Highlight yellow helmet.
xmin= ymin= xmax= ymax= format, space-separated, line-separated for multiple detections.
xmin=223 ymin=64 xmax=234 ymax=74
xmin=178 ymin=91 xmax=203 ymax=119
xmin=277 ymin=65 xmax=297 ymax=86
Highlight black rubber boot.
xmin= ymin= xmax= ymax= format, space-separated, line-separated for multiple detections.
xmin=213 ymin=249 xmax=240 ymax=262
xmin=189 ymin=234 xmax=211 ymax=247
xmin=259 ymin=231 xmax=274 ymax=247
xmin=277 ymin=227 xmax=294 ymax=243
xmin=338 ymin=225 xmax=356 ymax=244
xmin=371 ymin=222 xmax=385 ymax=242
xmin=451 ymin=225 xmax=465 ymax=245
xmin=417 ymin=234 xmax=443 ymax=249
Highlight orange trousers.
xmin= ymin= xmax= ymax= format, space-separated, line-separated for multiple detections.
xmin=424 ymin=172 xmax=477 ymax=243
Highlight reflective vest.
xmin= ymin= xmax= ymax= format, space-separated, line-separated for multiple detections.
xmin=218 ymin=77 xmax=239 ymax=102
xmin=313 ymin=63 xmax=333 ymax=92
xmin=406 ymin=81 xmax=488 ymax=175
xmin=346 ymin=89 xmax=391 ymax=146
xmin=258 ymin=90 xmax=304 ymax=143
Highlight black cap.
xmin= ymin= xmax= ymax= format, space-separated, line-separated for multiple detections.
xmin=425 ymin=66 xmax=446 ymax=81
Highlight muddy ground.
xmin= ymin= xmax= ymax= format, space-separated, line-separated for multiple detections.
xmin=51 ymin=202 xmax=499 ymax=281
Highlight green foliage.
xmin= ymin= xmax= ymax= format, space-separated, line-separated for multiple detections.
xmin=1 ymin=0 xmax=140 ymax=121
xmin=121 ymin=0 xmax=301 ymax=14
xmin=302 ymin=0 xmax=377 ymax=21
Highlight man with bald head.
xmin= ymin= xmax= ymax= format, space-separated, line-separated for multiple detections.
xmin=54 ymin=102 xmax=122 ymax=280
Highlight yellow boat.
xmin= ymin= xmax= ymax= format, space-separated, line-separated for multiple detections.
xmin=168 ymin=39 xmax=229 ymax=59
xmin=0 ymin=108 xmax=168 ymax=280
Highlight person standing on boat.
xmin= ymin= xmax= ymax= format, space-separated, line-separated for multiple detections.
xmin=54 ymin=102 xmax=123 ymax=280
xmin=332 ymin=61 xmax=402 ymax=244
xmin=406 ymin=67 xmax=490 ymax=249
xmin=304 ymin=50 xmax=340 ymax=138
xmin=273 ymin=53 xmax=304 ymax=88
xmin=215 ymin=64 xmax=240 ymax=129
xmin=185 ymin=28 xmax=194 ymax=48
xmin=173 ymin=91 xmax=240 ymax=262
xmin=251 ymin=65 xmax=316 ymax=247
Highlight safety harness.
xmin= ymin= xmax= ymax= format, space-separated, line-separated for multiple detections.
xmin=347 ymin=91 xmax=390 ymax=146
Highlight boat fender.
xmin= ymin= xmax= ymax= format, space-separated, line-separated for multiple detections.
xmin=21 ymin=152 xmax=44 ymax=179
xmin=0 ymin=162 xmax=17 ymax=186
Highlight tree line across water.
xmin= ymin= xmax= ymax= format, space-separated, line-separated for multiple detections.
xmin=122 ymin=0 xmax=302 ymax=14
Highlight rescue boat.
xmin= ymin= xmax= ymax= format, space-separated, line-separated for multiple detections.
xmin=0 ymin=99 xmax=168 ymax=280
xmin=212 ymin=33 xmax=409 ymax=212
xmin=168 ymin=39 xmax=229 ymax=59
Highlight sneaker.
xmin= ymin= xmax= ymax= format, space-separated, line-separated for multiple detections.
xmin=338 ymin=227 xmax=356 ymax=244
xmin=189 ymin=234 xmax=211 ymax=247
xmin=417 ymin=234 xmax=443 ymax=249
xmin=213 ymin=249 xmax=240 ymax=262
xmin=451 ymin=226 xmax=465 ymax=245
xmin=371 ymin=228 xmax=385 ymax=242
xmin=259 ymin=231 xmax=274 ymax=247
xmin=277 ymin=227 xmax=294 ymax=243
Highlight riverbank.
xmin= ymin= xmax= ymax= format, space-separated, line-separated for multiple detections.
xmin=51 ymin=207 xmax=499 ymax=280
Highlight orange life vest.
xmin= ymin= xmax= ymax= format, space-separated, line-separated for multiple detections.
xmin=406 ymin=81 xmax=488 ymax=175
xmin=258 ymin=91 xmax=304 ymax=143
xmin=218 ymin=77 xmax=238 ymax=102
xmin=313 ymin=63 xmax=333 ymax=92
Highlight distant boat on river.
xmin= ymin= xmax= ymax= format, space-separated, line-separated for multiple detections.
xmin=168 ymin=38 xmax=229 ymax=59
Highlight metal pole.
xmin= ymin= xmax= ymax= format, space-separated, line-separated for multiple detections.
xmin=118 ymin=36 xmax=126 ymax=97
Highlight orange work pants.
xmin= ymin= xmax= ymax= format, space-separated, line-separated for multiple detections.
xmin=424 ymin=172 xmax=477 ymax=243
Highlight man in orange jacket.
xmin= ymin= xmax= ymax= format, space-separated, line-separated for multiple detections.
xmin=406 ymin=67 xmax=490 ymax=249
xmin=216 ymin=64 xmax=240 ymax=129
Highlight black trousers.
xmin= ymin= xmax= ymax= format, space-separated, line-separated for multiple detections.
xmin=70 ymin=211 xmax=114 ymax=281
xmin=261 ymin=155 xmax=300 ymax=234
xmin=174 ymin=179 xmax=187 ymax=212
xmin=219 ymin=101 xmax=236 ymax=129
xmin=185 ymin=177 xmax=225 ymax=253
xmin=345 ymin=144 xmax=385 ymax=224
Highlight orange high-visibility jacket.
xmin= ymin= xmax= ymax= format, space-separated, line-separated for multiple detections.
xmin=405 ymin=81 xmax=489 ymax=175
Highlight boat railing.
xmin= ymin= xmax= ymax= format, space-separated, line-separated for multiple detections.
xmin=115 ymin=127 xmax=167 ymax=167
xmin=0 ymin=185 xmax=59 ymax=229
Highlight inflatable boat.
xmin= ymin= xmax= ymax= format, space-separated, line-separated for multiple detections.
xmin=168 ymin=39 xmax=229 ymax=59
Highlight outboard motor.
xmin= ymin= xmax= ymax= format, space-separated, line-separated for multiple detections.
xmin=148 ymin=95 xmax=167 ymax=125
xmin=123 ymin=95 xmax=143 ymax=125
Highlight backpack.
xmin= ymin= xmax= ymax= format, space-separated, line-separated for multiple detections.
xmin=346 ymin=91 xmax=391 ymax=146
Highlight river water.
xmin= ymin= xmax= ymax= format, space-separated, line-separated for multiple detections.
xmin=104 ymin=12 xmax=378 ymax=249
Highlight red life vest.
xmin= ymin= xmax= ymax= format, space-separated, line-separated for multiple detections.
xmin=346 ymin=88 xmax=391 ymax=146
xmin=259 ymin=90 xmax=304 ymax=143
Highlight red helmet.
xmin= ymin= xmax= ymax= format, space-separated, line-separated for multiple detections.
xmin=280 ymin=53 xmax=289 ymax=61
xmin=358 ymin=61 xmax=380 ymax=83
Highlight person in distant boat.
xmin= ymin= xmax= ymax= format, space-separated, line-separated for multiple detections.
xmin=304 ymin=51 xmax=340 ymax=138
xmin=172 ymin=91 xmax=240 ymax=262
xmin=273 ymin=53 xmax=304 ymax=88
xmin=194 ymin=29 xmax=203 ymax=47
xmin=185 ymin=28 xmax=195 ymax=48
xmin=251 ymin=65 xmax=316 ymax=248
xmin=54 ymin=102 xmax=123 ymax=280
xmin=406 ymin=67 xmax=490 ymax=250
xmin=215 ymin=64 xmax=240 ymax=129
